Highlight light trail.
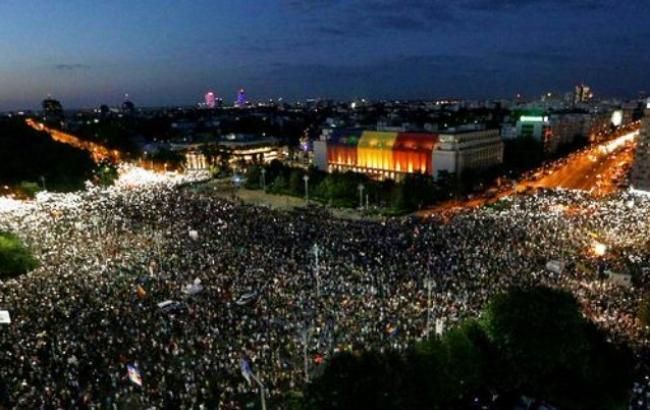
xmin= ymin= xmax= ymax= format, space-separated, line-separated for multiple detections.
xmin=421 ymin=123 xmax=641 ymax=216
xmin=25 ymin=118 xmax=122 ymax=163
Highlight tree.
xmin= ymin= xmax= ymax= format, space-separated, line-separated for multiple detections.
xmin=244 ymin=164 xmax=262 ymax=189
xmin=271 ymin=174 xmax=288 ymax=193
xmin=481 ymin=286 xmax=633 ymax=409
xmin=302 ymin=287 xmax=634 ymax=410
xmin=94 ymin=160 xmax=119 ymax=187
xmin=150 ymin=148 xmax=185 ymax=171
xmin=16 ymin=181 xmax=41 ymax=199
xmin=288 ymin=169 xmax=304 ymax=196
xmin=0 ymin=231 xmax=39 ymax=280
xmin=639 ymin=299 xmax=650 ymax=330
xmin=303 ymin=350 xmax=417 ymax=410
xmin=0 ymin=118 xmax=96 ymax=192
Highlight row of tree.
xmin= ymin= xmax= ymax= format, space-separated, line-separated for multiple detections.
xmin=296 ymin=287 xmax=634 ymax=410
xmin=244 ymin=161 xmax=446 ymax=213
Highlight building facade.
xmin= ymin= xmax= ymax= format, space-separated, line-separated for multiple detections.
xmin=432 ymin=129 xmax=503 ymax=179
xmin=313 ymin=129 xmax=439 ymax=180
xmin=514 ymin=112 xmax=588 ymax=154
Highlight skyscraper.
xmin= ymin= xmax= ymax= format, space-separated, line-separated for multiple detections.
xmin=235 ymin=89 xmax=248 ymax=107
xmin=42 ymin=96 xmax=64 ymax=126
xmin=630 ymin=100 xmax=650 ymax=192
xmin=574 ymin=84 xmax=593 ymax=105
xmin=122 ymin=94 xmax=135 ymax=116
xmin=205 ymin=91 xmax=216 ymax=109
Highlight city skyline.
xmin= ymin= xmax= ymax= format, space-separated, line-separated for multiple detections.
xmin=1 ymin=0 xmax=649 ymax=110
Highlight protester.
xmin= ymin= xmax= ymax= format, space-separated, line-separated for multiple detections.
xmin=0 ymin=180 xmax=649 ymax=408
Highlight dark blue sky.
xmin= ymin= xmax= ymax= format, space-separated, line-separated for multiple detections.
xmin=0 ymin=0 xmax=648 ymax=110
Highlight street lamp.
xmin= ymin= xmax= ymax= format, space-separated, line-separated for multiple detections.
xmin=357 ymin=183 xmax=365 ymax=209
xmin=424 ymin=276 xmax=435 ymax=337
xmin=301 ymin=324 xmax=312 ymax=383
xmin=312 ymin=243 xmax=321 ymax=298
xmin=303 ymin=175 xmax=310 ymax=204
xmin=261 ymin=168 xmax=267 ymax=191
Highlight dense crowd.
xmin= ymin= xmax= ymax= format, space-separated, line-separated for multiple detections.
xmin=1 ymin=178 xmax=650 ymax=409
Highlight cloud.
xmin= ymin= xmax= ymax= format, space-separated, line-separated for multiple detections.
xmin=497 ymin=49 xmax=575 ymax=64
xmin=285 ymin=0 xmax=457 ymax=36
xmin=54 ymin=64 xmax=91 ymax=71
xmin=255 ymin=53 xmax=502 ymax=99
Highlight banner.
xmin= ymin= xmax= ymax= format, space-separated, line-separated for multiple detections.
xmin=127 ymin=364 xmax=143 ymax=386
xmin=0 ymin=311 xmax=10 ymax=324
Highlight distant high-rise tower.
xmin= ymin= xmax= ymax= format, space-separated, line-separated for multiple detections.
xmin=42 ymin=96 xmax=64 ymax=126
xmin=235 ymin=88 xmax=248 ymax=107
xmin=122 ymin=94 xmax=135 ymax=116
xmin=205 ymin=91 xmax=216 ymax=109
xmin=574 ymin=84 xmax=593 ymax=105
xmin=630 ymin=100 xmax=650 ymax=192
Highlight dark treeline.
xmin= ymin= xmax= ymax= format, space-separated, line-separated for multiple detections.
xmin=0 ymin=118 xmax=96 ymax=193
xmin=299 ymin=287 xmax=634 ymax=410
xmin=244 ymin=161 xmax=445 ymax=213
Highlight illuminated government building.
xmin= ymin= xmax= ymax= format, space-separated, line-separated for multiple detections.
xmin=314 ymin=127 xmax=503 ymax=180
xmin=174 ymin=133 xmax=284 ymax=170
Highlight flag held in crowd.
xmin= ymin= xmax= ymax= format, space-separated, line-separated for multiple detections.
xmin=0 ymin=310 xmax=10 ymax=324
xmin=235 ymin=291 xmax=258 ymax=306
xmin=182 ymin=278 xmax=204 ymax=296
xmin=127 ymin=364 xmax=143 ymax=386
xmin=240 ymin=357 xmax=253 ymax=386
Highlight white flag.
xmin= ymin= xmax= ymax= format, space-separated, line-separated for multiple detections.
xmin=0 ymin=310 xmax=10 ymax=324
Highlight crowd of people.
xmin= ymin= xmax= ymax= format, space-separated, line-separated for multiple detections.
xmin=1 ymin=176 xmax=650 ymax=408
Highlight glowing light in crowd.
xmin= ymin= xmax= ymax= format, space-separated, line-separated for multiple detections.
xmin=611 ymin=110 xmax=623 ymax=127
xmin=0 ymin=197 xmax=31 ymax=214
xmin=116 ymin=166 xmax=211 ymax=187
xmin=116 ymin=166 xmax=178 ymax=187
xmin=593 ymin=242 xmax=607 ymax=257
xmin=598 ymin=131 xmax=638 ymax=154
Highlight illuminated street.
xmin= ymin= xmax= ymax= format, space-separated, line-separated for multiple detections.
xmin=25 ymin=118 xmax=122 ymax=163
xmin=422 ymin=125 xmax=641 ymax=216
xmin=518 ymin=130 xmax=638 ymax=195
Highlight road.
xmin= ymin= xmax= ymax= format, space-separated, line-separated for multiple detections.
xmin=25 ymin=118 xmax=122 ymax=163
xmin=421 ymin=127 xmax=640 ymax=216
xmin=518 ymin=131 xmax=637 ymax=195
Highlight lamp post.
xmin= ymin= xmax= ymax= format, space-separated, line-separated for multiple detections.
xmin=250 ymin=373 xmax=267 ymax=410
xmin=302 ymin=324 xmax=312 ymax=383
xmin=313 ymin=243 xmax=321 ymax=298
xmin=303 ymin=175 xmax=310 ymax=204
xmin=424 ymin=276 xmax=434 ymax=337
xmin=261 ymin=168 xmax=267 ymax=191
xmin=358 ymin=183 xmax=364 ymax=210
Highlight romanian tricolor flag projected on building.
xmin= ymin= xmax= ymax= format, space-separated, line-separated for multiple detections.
xmin=326 ymin=130 xmax=439 ymax=177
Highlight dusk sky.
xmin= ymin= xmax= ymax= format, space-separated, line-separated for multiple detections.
xmin=1 ymin=0 xmax=648 ymax=110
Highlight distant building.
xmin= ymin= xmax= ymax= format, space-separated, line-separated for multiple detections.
xmin=122 ymin=99 xmax=135 ymax=116
xmin=173 ymin=133 xmax=283 ymax=170
xmin=432 ymin=128 xmax=503 ymax=179
xmin=630 ymin=101 xmax=650 ymax=192
xmin=42 ymin=97 xmax=64 ymax=126
xmin=574 ymin=84 xmax=593 ymax=105
xmin=313 ymin=129 xmax=439 ymax=181
xmin=514 ymin=111 xmax=588 ymax=153
xmin=205 ymin=91 xmax=216 ymax=109
xmin=235 ymin=89 xmax=248 ymax=107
